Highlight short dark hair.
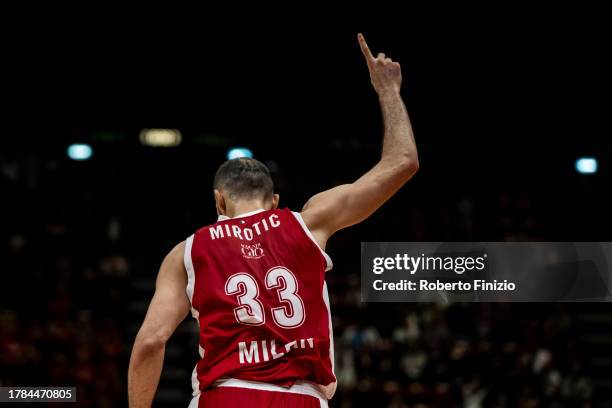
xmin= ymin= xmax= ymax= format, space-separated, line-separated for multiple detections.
xmin=213 ymin=158 xmax=274 ymax=201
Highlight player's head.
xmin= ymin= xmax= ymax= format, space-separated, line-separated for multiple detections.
xmin=213 ymin=157 xmax=279 ymax=216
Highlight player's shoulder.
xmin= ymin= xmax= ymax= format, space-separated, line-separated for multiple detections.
xmin=158 ymin=240 xmax=186 ymax=275
xmin=166 ymin=240 xmax=186 ymax=260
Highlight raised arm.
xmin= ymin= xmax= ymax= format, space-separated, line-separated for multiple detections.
xmin=301 ymin=33 xmax=419 ymax=248
xmin=128 ymin=242 xmax=190 ymax=408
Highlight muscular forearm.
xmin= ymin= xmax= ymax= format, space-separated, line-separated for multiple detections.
xmin=300 ymin=34 xmax=420 ymax=238
xmin=379 ymin=92 xmax=418 ymax=166
xmin=128 ymin=338 xmax=166 ymax=408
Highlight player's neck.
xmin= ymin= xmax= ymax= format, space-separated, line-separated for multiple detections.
xmin=223 ymin=200 xmax=268 ymax=219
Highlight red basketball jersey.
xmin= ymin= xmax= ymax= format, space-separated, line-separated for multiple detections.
xmin=184 ymin=208 xmax=336 ymax=400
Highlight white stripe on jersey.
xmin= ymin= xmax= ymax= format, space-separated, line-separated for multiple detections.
xmin=291 ymin=212 xmax=333 ymax=271
xmin=184 ymin=234 xmax=196 ymax=305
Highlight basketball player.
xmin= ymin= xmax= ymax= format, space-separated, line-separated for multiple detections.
xmin=128 ymin=33 xmax=419 ymax=408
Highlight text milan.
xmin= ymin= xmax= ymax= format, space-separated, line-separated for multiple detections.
xmin=238 ymin=338 xmax=314 ymax=364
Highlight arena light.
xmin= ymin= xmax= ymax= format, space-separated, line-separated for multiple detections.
xmin=139 ymin=129 xmax=182 ymax=147
xmin=67 ymin=144 xmax=93 ymax=161
xmin=227 ymin=147 xmax=253 ymax=160
xmin=575 ymin=157 xmax=598 ymax=174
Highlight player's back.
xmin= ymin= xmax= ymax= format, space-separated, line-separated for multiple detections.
xmin=184 ymin=208 xmax=336 ymax=401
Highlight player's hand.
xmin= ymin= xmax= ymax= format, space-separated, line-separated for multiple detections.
xmin=358 ymin=33 xmax=402 ymax=96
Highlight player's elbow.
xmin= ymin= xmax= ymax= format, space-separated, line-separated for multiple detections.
xmin=134 ymin=329 xmax=171 ymax=354
xmin=398 ymin=154 xmax=419 ymax=179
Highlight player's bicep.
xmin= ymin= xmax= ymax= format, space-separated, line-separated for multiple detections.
xmin=137 ymin=242 xmax=190 ymax=344
xmin=302 ymin=161 xmax=415 ymax=239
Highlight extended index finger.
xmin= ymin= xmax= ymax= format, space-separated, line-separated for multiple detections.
xmin=357 ymin=33 xmax=374 ymax=63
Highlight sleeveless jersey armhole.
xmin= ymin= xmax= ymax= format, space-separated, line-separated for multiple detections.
xmin=291 ymin=211 xmax=333 ymax=272
xmin=184 ymin=234 xmax=199 ymax=319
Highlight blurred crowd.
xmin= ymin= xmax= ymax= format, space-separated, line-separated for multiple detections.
xmin=329 ymin=297 xmax=593 ymax=407
xmin=0 ymin=154 xmax=597 ymax=407
xmin=0 ymin=237 xmax=129 ymax=406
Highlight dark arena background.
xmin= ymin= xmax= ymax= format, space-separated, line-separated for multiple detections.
xmin=1 ymin=14 xmax=611 ymax=408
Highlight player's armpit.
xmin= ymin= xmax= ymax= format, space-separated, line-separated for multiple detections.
xmin=301 ymin=157 xmax=418 ymax=247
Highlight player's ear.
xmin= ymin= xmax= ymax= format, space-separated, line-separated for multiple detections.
xmin=271 ymin=194 xmax=280 ymax=209
xmin=214 ymin=189 xmax=226 ymax=215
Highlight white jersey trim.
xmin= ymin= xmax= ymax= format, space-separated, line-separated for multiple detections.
xmin=184 ymin=234 xmax=196 ymax=304
xmin=291 ymin=212 xmax=333 ymax=272
xmin=184 ymin=234 xmax=203 ymax=401
xmin=321 ymin=281 xmax=337 ymax=399
xmin=217 ymin=208 xmax=266 ymax=221
xmin=190 ymin=366 xmax=200 ymax=397
xmin=211 ymin=378 xmax=329 ymax=407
